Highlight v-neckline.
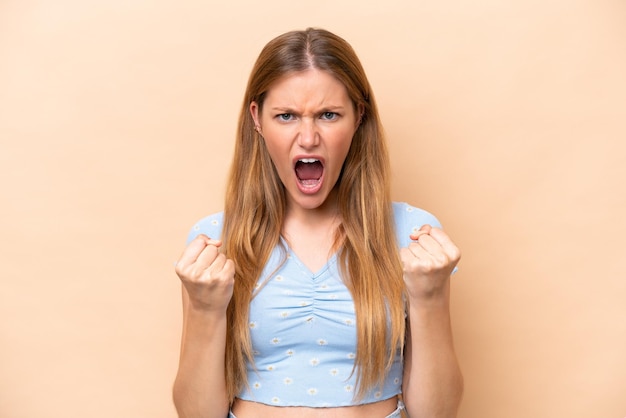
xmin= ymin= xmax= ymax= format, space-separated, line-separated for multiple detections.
xmin=280 ymin=236 xmax=337 ymax=278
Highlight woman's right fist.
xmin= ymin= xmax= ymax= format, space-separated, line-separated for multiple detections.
xmin=174 ymin=235 xmax=235 ymax=313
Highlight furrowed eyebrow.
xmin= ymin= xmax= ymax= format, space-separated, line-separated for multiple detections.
xmin=319 ymin=105 xmax=346 ymax=112
xmin=269 ymin=105 xmax=346 ymax=113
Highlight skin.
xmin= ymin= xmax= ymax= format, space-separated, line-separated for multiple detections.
xmin=402 ymin=225 xmax=464 ymax=417
xmin=173 ymin=236 xmax=233 ymax=418
xmin=173 ymin=68 xmax=463 ymax=418
xmin=251 ymin=70 xmax=357 ymax=212
xmin=250 ymin=68 xmax=360 ymax=272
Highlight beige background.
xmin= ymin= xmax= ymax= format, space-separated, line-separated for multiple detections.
xmin=1 ymin=0 xmax=625 ymax=417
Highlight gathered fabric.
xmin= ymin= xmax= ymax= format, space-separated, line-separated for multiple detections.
xmin=188 ymin=202 xmax=442 ymax=407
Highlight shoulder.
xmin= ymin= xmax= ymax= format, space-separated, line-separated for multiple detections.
xmin=185 ymin=211 xmax=224 ymax=244
xmin=392 ymin=202 xmax=442 ymax=248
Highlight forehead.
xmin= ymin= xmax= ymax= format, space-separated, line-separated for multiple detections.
xmin=263 ymin=69 xmax=352 ymax=107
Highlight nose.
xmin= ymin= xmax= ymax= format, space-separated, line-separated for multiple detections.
xmin=297 ymin=118 xmax=319 ymax=149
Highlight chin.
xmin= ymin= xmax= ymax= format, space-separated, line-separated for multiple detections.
xmin=289 ymin=193 xmax=331 ymax=211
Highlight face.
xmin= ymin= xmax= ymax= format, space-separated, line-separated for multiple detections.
xmin=250 ymin=68 xmax=360 ymax=214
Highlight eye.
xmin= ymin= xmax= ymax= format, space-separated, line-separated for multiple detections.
xmin=321 ymin=112 xmax=338 ymax=120
xmin=277 ymin=113 xmax=294 ymax=121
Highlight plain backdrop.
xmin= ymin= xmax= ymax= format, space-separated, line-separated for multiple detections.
xmin=1 ymin=1 xmax=625 ymax=417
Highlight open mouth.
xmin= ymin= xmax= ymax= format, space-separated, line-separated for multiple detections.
xmin=295 ymin=158 xmax=323 ymax=186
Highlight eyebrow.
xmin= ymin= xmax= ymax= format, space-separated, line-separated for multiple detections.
xmin=269 ymin=105 xmax=346 ymax=113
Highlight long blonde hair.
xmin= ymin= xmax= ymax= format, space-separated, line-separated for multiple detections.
xmin=221 ymin=28 xmax=405 ymax=402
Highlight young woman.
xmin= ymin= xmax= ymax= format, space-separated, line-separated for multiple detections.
xmin=173 ymin=28 xmax=463 ymax=418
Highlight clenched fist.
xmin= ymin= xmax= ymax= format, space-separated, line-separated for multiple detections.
xmin=400 ymin=224 xmax=461 ymax=301
xmin=175 ymin=235 xmax=235 ymax=313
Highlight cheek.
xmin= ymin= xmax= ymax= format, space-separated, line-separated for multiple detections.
xmin=333 ymin=130 xmax=355 ymax=160
xmin=261 ymin=126 xmax=292 ymax=156
xmin=262 ymin=139 xmax=290 ymax=173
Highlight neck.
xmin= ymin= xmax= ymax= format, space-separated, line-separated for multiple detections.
xmin=282 ymin=191 xmax=342 ymax=251
xmin=284 ymin=191 xmax=340 ymax=227
xmin=281 ymin=196 xmax=342 ymax=273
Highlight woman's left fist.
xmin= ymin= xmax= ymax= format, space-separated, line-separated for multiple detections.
xmin=400 ymin=225 xmax=461 ymax=300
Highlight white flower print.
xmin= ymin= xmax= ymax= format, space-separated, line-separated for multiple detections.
xmin=275 ymin=275 xmax=284 ymax=281
xmin=253 ymin=382 xmax=261 ymax=389
xmin=330 ymin=368 xmax=339 ymax=376
xmin=344 ymin=319 xmax=354 ymax=326
xmin=374 ymin=391 xmax=382 ymax=398
xmin=307 ymin=388 xmax=318 ymax=395
xmin=284 ymin=377 xmax=293 ymax=385
xmin=210 ymin=219 xmax=219 ymax=226
xmin=267 ymin=365 xmax=275 ymax=371
xmin=270 ymin=337 xmax=280 ymax=345
xmin=344 ymin=384 xmax=353 ymax=392
xmin=317 ymin=339 xmax=328 ymax=346
xmin=347 ymin=352 xmax=356 ymax=359
xmin=309 ymin=358 xmax=320 ymax=366
xmin=286 ymin=349 xmax=295 ymax=356
xmin=271 ymin=397 xmax=280 ymax=404
xmin=249 ymin=321 xmax=257 ymax=329
xmin=280 ymin=311 xmax=289 ymax=318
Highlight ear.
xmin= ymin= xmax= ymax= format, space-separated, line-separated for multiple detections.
xmin=356 ymin=103 xmax=365 ymax=128
xmin=250 ymin=101 xmax=261 ymax=128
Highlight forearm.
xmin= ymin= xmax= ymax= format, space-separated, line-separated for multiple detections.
xmin=403 ymin=295 xmax=463 ymax=418
xmin=173 ymin=307 xmax=229 ymax=418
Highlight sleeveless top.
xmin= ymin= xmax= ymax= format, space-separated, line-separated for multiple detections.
xmin=187 ymin=202 xmax=443 ymax=407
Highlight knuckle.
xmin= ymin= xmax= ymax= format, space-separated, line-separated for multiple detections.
xmin=434 ymin=253 xmax=448 ymax=266
xmin=219 ymin=266 xmax=236 ymax=282
xmin=176 ymin=263 xmax=196 ymax=280
xmin=422 ymin=259 xmax=437 ymax=273
xmin=452 ymin=247 xmax=462 ymax=262
xmin=224 ymin=259 xmax=235 ymax=271
xmin=404 ymin=258 xmax=422 ymax=273
xmin=179 ymin=264 xmax=204 ymax=283
xmin=215 ymin=253 xmax=226 ymax=263
xmin=174 ymin=263 xmax=184 ymax=276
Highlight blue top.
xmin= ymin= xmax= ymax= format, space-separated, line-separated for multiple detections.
xmin=187 ymin=202 xmax=443 ymax=407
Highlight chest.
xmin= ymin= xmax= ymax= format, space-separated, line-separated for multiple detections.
xmin=240 ymin=244 xmax=405 ymax=406
xmin=281 ymin=217 xmax=339 ymax=274
xmin=248 ymin=250 xmax=358 ymax=364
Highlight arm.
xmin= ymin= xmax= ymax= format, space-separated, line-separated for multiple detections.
xmin=401 ymin=226 xmax=463 ymax=417
xmin=172 ymin=235 xmax=234 ymax=418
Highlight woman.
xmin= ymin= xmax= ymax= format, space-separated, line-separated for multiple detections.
xmin=173 ymin=28 xmax=463 ymax=418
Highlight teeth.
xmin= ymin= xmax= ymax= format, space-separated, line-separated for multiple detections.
xmin=299 ymin=158 xmax=319 ymax=163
